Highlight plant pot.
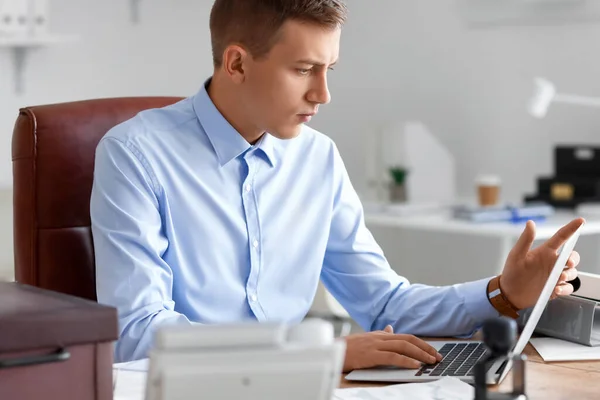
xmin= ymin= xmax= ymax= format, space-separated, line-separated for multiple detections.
xmin=389 ymin=183 xmax=407 ymax=203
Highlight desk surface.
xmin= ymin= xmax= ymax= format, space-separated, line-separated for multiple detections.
xmin=365 ymin=210 xmax=600 ymax=240
xmin=113 ymin=341 xmax=600 ymax=399
xmin=340 ymin=343 xmax=600 ymax=399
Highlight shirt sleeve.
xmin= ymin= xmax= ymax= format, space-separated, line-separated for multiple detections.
xmin=91 ymin=136 xmax=193 ymax=362
xmin=320 ymin=143 xmax=499 ymax=336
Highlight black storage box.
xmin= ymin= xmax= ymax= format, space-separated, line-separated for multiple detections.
xmin=525 ymin=146 xmax=600 ymax=208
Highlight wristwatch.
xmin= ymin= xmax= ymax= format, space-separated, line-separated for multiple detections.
xmin=487 ymin=275 xmax=520 ymax=319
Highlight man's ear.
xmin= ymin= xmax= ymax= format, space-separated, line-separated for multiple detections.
xmin=222 ymin=45 xmax=248 ymax=84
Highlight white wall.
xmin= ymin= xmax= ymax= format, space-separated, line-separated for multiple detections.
xmin=0 ymin=0 xmax=215 ymax=279
xmin=326 ymin=1 xmax=600 ymax=204
xmin=1 ymin=0 xmax=214 ymax=187
xmin=1 ymin=0 xmax=600 ymax=279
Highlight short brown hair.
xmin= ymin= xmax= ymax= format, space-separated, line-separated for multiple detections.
xmin=209 ymin=0 xmax=348 ymax=67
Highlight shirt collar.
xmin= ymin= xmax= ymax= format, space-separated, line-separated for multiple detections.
xmin=192 ymin=79 xmax=278 ymax=167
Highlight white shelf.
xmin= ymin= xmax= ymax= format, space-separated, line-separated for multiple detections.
xmin=0 ymin=34 xmax=77 ymax=47
xmin=0 ymin=34 xmax=78 ymax=94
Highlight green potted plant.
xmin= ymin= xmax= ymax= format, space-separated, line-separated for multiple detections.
xmin=388 ymin=166 xmax=409 ymax=203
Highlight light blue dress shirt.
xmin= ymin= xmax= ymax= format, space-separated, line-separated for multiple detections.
xmin=91 ymin=81 xmax=498 ymax=363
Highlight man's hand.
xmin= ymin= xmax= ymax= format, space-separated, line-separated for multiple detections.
xmin=342 ymin=325 xmax=443 ymax=373
xmin=500 ymin=218 xmax=585 ymax=310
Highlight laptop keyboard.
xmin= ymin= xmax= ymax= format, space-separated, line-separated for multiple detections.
xmin=416 ymin=342 xmax=492 ymax=377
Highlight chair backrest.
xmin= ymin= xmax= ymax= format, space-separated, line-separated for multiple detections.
xmin=12 ymin=97 xmax=183 ymax=300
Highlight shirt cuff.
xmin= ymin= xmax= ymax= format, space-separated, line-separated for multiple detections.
xmin=459 ymin=277 xmax=500 ymax=326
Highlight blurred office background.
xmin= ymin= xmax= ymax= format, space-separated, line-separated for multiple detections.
xmin=1 ymin=0 xmax=600 ymax=286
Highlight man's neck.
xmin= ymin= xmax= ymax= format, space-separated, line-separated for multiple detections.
xmin=207 ymin=74 xmax=264 ymax=145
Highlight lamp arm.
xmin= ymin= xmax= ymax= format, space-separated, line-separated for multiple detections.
xmin=554 ymin=93 xmax=600 ymax=108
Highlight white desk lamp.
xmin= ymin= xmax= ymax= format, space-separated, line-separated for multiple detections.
xmin=528 ymin=77 xmax=600 ymax=118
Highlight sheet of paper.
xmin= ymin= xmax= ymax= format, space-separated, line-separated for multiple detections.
xmin=114 ymin=358 xmax=150 ymax=372
xmin=113 ymin=369 xmax=147 ymax=400
xmin=113 ymin=359 xmax=149 ymax=400
xmin=530 ymin=337 xmax=600 ymax=362
xmin=112 ymin=361 xmax=473 ymax=400
xmin=333 ymin=377 xmax=473 ymax=400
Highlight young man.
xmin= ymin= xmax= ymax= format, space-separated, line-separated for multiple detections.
xmin=91 ymin=0 xmax=583 ymax=371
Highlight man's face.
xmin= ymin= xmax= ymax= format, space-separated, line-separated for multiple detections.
xmin=241 ymin=20 xmax=340 ymax=140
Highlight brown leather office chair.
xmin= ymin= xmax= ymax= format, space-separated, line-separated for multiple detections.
xmin=12 ymin=97 xmax=183 ymax=300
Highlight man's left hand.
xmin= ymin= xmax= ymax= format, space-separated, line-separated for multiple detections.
xmin=500 ymin=218 xmax=585 ymax=311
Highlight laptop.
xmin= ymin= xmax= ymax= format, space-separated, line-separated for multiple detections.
xmin=345 ymin=223 xmax=584 ymax=385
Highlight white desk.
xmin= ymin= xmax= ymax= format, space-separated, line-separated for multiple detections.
xmin=366 ymin=210 xmax=600 ymax=238
xmin=112 ymin=349 xmax=600 ymax=400
xmin=364 ymin=209 xmax=600 ymax=286
xmin=311 ymin=208 xmax=600 ymax=322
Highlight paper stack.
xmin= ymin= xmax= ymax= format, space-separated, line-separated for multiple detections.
xmin=530 ymin=337 xmax=600 ymax=362
xmin=453 ymin=203 xmax=554 ymax=223
xmin=334 ymin=377 xmax=473 ymax=400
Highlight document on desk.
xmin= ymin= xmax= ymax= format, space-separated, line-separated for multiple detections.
xmin=113 ymin=359 xmax=149 ymax=400
xmin=333 ymin=377 xmax=473 ymax=400
xmin=113 ymin=370 xmax=146 ymax=400
xmin=114 ymin=358 xmax=150 ymax=372
xmin=113 ymin=360 xmax=472 ymax=400
xmin=530 ymin=337 xmax=600 ymax=362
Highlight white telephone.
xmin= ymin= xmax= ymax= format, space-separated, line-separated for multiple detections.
xmin=144 ymin=319 xmax=346 ymax=400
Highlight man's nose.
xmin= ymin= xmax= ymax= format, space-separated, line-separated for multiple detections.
xmin=307 ymin=76 xmax=331 ymax=105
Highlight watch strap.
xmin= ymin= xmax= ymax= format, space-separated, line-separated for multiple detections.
xmin=487 ymin=275 xmax=520 ymax=319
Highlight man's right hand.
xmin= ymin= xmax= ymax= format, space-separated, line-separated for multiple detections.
xmin=342 ymin=325 xmax=443 ymax=373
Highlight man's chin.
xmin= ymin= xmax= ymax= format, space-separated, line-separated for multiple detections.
xmin=268 ymin=125 xmax=303 ymax=140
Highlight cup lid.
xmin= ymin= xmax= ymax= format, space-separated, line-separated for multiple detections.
xmin=476 ymin=174 xmax=501 ymax=186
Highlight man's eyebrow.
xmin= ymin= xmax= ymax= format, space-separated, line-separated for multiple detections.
xmin=296 ymin=59 xmax=339 ymax=67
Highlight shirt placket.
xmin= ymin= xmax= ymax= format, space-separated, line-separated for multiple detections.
xmin=242 ymin=153 xmax=266 ymax=320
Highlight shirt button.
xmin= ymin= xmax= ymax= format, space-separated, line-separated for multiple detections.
xmin=252 ymin=240 xmax=259 ymax=248
xmin=249 ymin=294 xmax=257 ymax=302
xmin=245 ymin=184 xmax=251 ymax=193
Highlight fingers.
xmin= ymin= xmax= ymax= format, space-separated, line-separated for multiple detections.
xmin=383 ymin=325 xmax=394 ymax=334
xmin=509 ymin=220 xmax=536 ymax=259
xmin=559 ymin=265 xmax=578 ymax=283
xmin=380 ymin=339 xmax=438 ymax=365
xmin=565 ymin=251 xmax=580 ymax=269
xmin=545 ymin=218 xmax=585 ymax=251
xmin=556 ymin=251 xmax=579 ymax=285
xmin=381 ymin=334 xmax=442 ymax=361
xmin=554 ymin=282 xmax=574 ymax=297
xmin=373 ymin=351 xmax=423 ymax=369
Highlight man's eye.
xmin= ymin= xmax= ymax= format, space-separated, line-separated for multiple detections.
xmin=297 ymin=68 xmax=311 ymax=75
